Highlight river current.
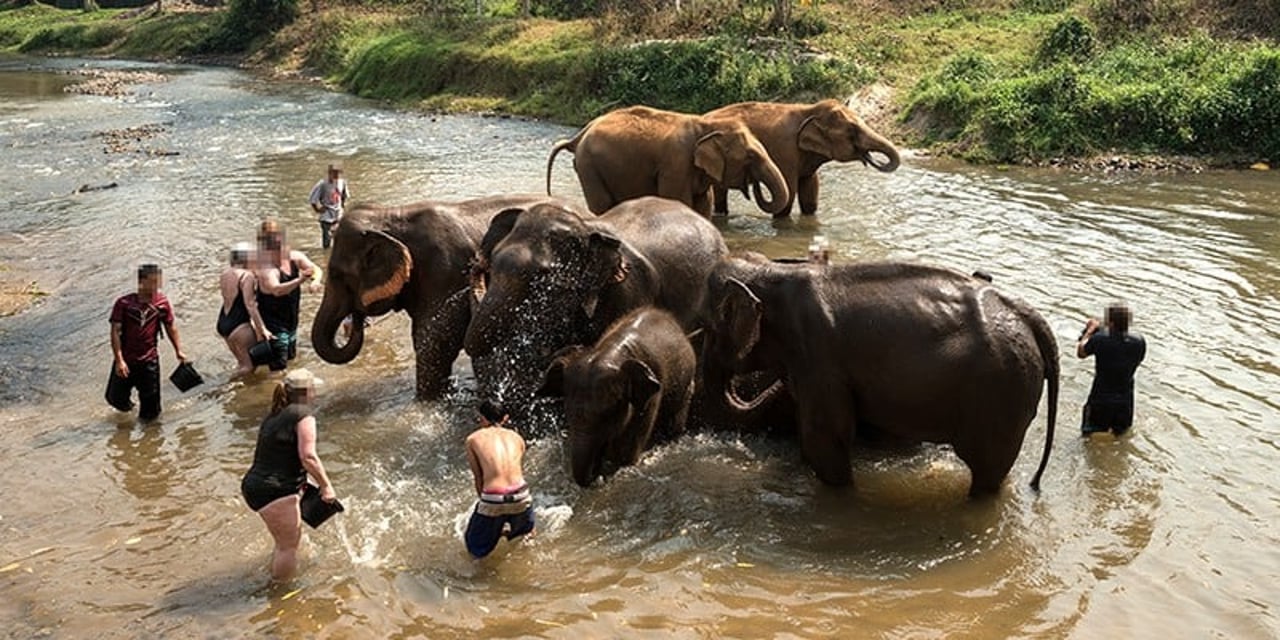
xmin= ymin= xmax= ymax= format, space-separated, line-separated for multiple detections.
xmin=0 ymin=56 xmax=1277 ymax=638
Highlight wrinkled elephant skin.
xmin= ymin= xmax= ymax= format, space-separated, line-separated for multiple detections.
xmin=311 ymin=195 xmax=586 ymax=400
xmin=705 ymin=100 xmax=901 ymax=217
xmin=700 ymin=254 xmax=1059 ymax=496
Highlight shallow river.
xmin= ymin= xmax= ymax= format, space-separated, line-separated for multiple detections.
xmin=0 ymin=57 xmax=1277 ymax=639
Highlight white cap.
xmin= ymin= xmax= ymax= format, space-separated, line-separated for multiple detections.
xmin=283 ymin=368 xmax=323 ymax=390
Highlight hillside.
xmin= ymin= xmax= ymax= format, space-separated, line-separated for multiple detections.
xmin=2 ymin=0 xmax=1278 ymax=167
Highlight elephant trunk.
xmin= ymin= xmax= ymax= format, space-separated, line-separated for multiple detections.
xmin=570 ymin=429 xmax=600 ymax=487
xmin=860 ymin=131 xmax=901 ymax=173
xmin=311 ymin=292 xmax=365 ymax=364
xmin=750 ymin=159 xmax=790 ymax=215
xmin=725 ymin=375 xmax=785 ymax=415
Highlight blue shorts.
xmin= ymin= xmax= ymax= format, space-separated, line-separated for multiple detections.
xmin=465 ymin=505 xmax=535 ymax=558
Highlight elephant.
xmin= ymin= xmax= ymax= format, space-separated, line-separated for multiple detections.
xmin=703 ymin=100 xmax=901 ymax=217
xmin=310 ymin=195 xmax=588 ymax=399
xmin=700 ymin=253 xmax=1058 ymax=496
xmin=465 ymin=196 xmax=728 ymax=424
xmin=545 ymin=105 xmax=790 ymax=218
xmin=536 ymin=307 xmax=696 ymax=486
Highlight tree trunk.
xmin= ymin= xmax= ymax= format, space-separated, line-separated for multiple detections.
xmin=771 ymin=0 xmax=791 ymax=30
xmin=522 ymin=0 xmax=530 ymax=17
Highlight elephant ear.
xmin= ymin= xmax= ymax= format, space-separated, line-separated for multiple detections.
xmin=693 ymin=131 xmax=726 ymax=183
xmin=622 ymin=359 xmax=661 ymax=408
xmin=359 ymin=230 xmax=413 ymax=309
xmin=582 ymin=231 xmax=626 ymax=319
xmin=719 ymin=278 xmax=763 ymax=363
xmin=536 ymin=346 xmax=586 ymax=397
xmin=797 ymin=109 xmax=837 ymax=159
xmin=479 ymin=208 xmax=525 ymax=262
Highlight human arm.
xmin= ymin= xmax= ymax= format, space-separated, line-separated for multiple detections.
xmin=297 ymin=415 xmax=336 ymax=502
xmin=110 ymin=320 xmax=128 ymax=377
xmin=291 ymin=250 xmax=323 ymax=292
xmin=240 ymin=274 xmax=272 ymax=341
xmin=165 ymin=320 xmax=188 ymax=363
xmin=308 ymin=181 xmax=324 ymax=213
xmin=255 ymin=266 xmax=305 ymax=296
xmin=1076 ymin=317 xmax=1100 ymax=358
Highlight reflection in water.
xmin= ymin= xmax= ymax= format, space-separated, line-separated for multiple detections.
xmin=0 ymin=56 xmax=1277 ymax=637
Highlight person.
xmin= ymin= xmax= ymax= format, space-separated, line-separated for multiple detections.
xmin=1077 ymin=303 xmax=1147 ymax=436
xmin=255 ymin=220 xmax=321 ymax=371
xmin=218 ymin=242 xmax=271 ymax=377
xmin=308 ymin=164 xmax=350 ymax=250
xmin=106 ymin=263 xmax=187 ymax=422
xmin=464 ymin=401 xmax=535 ymax=559
xmin=240 ymin=368 xmax=337 ymax=582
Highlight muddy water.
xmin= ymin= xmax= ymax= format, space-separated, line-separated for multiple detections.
xmin=0 ymin=56 xmax=1277 ymax=638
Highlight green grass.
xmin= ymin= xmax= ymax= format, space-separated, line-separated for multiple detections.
xmin=4 ymin=1 xmax=1280 ymax=163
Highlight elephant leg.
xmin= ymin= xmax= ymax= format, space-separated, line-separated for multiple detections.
xmin=578 ymin=164 xmax=617 ymax=215
xmin=411 ymin=290 xmax=470 ymax=400
xmin=953 ymin=422 xmax=1024 ymax=497
xmin=713 ymin=184 xmax=730 ymax=216
xmin=796 ymin=391 xmax=854 ymax=486
xmin=798 ymin=174 xmax=819 ymax=216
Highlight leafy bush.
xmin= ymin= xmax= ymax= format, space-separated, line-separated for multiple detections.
xmin=1036 ymin=14 xmax=1096 ymax=65
xmin=208 ymin=0 xmax=299 ymax=51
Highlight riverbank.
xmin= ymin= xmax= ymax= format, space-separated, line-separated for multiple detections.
xmin=2 ymin=1 xmax=1278 ymax=168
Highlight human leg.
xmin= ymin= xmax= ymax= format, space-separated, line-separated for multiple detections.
xmin=135 ymin=360 xmax=161 ymax=422
xmin=464 ymin=509 xmax=503 ymax=559
xmin=320 ymin=221 xmax=333 ymax=249
xmin=505 ymin=508 xmax=536 ymax=540
xmin=226 ymin=323 xmax=257 ymax=376
xmin=105 ymin=364 xmax=135 ymax=412
xmin=257 ymin=494 xmax=303 ymax=581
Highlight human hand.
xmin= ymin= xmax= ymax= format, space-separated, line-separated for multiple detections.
xmin=320 ymin=484 xmax=337 ymax=503
xmin=115 ymin=359 xmax=129 ymax=378
xmin=176 ymin=350 xmax=189 ymax=363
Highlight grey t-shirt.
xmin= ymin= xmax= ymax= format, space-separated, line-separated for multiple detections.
xmin=308 ymin=178 xmax=349 ymax=223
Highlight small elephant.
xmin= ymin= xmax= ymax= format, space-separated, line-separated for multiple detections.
xmin=545 ymin=105 xmax=790 ymax=217
xmin=704 ymin=100 xmax=901 ymax=217
xmin=310 ymin=195 xmax=587 ymax=399
xmin=465 ymin=196 xmax=727 ymax=419
xmin=700 ymin=253 xmax=1059 ymax=496
xmin=537 ymin=307 xmax=696 ymax=486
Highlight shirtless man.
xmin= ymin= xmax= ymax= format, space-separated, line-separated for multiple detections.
xmin=464 ymin=400 xmax=535 ymax=559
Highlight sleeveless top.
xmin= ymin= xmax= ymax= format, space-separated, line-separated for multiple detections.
xmin=216 ymin=275 xmax=252 ymax=338
xmin=242 ymin=403 xmax=312 ymax=492
xmin=257 ymin=259 xmax=301 ymax=335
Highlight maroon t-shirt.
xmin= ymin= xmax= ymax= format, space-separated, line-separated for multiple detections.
xmin=110 ymin=292 xmax=173 ymax=363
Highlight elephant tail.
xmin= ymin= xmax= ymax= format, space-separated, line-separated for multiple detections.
xmin=546 ymin=134 xmax=581 ymax=196
xmin=1028 ymin=307 xmax=1059 ymax=492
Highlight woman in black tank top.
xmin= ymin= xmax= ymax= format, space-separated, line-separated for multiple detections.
xmin=254 ymin=220 xmax=321 ymax=371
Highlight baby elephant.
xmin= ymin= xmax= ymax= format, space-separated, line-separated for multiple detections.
xmin=537 ymin=307 xmax=696 ymax=486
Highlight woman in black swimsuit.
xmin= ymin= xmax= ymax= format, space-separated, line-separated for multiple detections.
xmin=218 ymin=243 xmax=270 ymax=376
xmin=241 ymin=368 xmax=337 ymax=582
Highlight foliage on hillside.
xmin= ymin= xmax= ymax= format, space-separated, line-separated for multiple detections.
xmin=2 ymin=0 xmax=1278 ymax=164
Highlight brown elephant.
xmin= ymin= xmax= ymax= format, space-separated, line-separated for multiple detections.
xmin=309 ymin=195 xmax=587 ymax=399
xmin=700 ymin=253 xmax=1058 ymax=496
xmin=704 ymin=100 xmax=901 ymax=217
xmin=545 ymin=105 xmax=790 ymax=217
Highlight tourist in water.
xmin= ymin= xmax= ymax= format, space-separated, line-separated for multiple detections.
xmin=106 ymin=263 xmax=187 ymax=422
xmin=1078 ymin=303 xmax=1147 ymax=436
xmin=255 ymin=220 xmax=320 ymax=371
xmin=240 ymin=368 xmax=337 ymax=582
xmin=308 ymin=164 xmax=350 ymax=250
xmin=217 ymin=242 xmax=271 ymax=377
xmin=464 ymin=401 xmax=535 ymax=559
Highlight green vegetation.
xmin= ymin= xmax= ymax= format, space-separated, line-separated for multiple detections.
xmin=2 ymin=0 xmax=1278 ymax=165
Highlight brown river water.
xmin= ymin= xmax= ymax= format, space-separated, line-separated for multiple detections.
xmin=0 ymin=57 xmax=1277 ymax=639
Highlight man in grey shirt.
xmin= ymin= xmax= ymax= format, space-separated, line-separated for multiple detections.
xmin=308 ymin=164 xmax=350 ymax=249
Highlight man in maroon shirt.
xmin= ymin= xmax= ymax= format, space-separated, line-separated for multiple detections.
xmin=106 ymin=264 xmax=187 ymax=422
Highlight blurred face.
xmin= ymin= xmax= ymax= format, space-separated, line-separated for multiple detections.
xmin=138 ymin=273 xmax=161 ymax=296
xmin=329 ymin=169 xmax=341 ymax=181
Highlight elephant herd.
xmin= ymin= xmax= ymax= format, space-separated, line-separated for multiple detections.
xmin=311 ymin=100 xmax=1058 ymax=498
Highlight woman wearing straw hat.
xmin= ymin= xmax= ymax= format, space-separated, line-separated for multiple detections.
xmin=240 ymin=369 xmax=338 ymax=582
xmin=217 ymin=242 xmax=271 ymax=377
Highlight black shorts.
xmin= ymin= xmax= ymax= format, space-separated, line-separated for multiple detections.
xmin=1082 ymin=401 xmax=1134 ymax=435
xmin=241 ymin=476 xmax=301 ymax=512
xmin=465 ymin=506 xmax=535 ymax=558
